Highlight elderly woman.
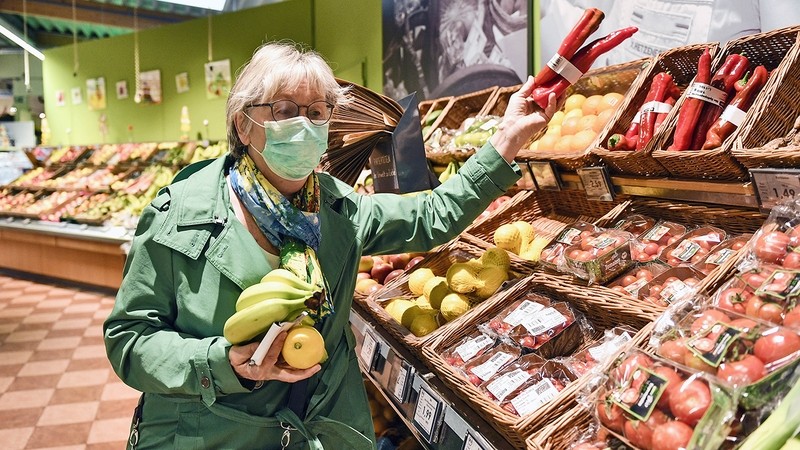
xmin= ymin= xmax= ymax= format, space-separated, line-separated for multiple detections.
xmin=104 ymin=42 xmax=555 ymax=449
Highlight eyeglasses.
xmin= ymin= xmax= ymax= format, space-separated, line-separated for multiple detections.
xmin=247 ymin=99 xmax=334 ymax=125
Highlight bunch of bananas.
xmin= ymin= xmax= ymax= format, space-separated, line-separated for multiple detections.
xmin=223 ymin=269 xmax=318 ymax=344
xmin=438 ymin=161 xmax=460 ymax=184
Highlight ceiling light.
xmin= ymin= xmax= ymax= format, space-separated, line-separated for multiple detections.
xmin=0 ymin=24 xmax=44 ymax=61
xmin=158 ymin=0 xmax=227 ymax=11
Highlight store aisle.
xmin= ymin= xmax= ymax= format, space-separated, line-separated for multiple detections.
xmin=0 ymin=273 xmax=139 ymax=450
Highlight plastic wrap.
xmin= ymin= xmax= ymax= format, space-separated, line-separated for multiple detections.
xmin=612 ymin=214 xmax=657 ymax=238
xmin=540 ymin=222 xmax=601 ymax=271
xmin=639 ymin=266 xmax=705 ymax=307
xmin=659 ymin=226 xmax=726 ymax=268
xmin=441 ymin=330 xmax=497 ymax=370
xmin=740 ymin=197 xmax=800 ymax=271
xmin=562 ymin=229 xmax=635 ymax=285
xmin=696 ymin=234 xmax=751 ymax=276
xmin=498 ymin=360 xmax=576 ymax=417
xmin=461 ymin=340 xmax=522 ymax=387
xmin=631 ymin=221 xmax=688 ymax=263
xmin=478 ymin=353 xmax=547 ymax=403
xmin=607 ymin=262 xmax=671 ymax=298
xmin=563 ymin=326 xmax=637 ymax=377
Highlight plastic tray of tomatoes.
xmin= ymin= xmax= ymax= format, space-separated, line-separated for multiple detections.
xmin=539 ymin=222 xmax=600 ymax=272
xmin=441 ymin=330 xmax=497 ymax=370
xmin=563 ymin=229 xmax=636 ymax=285
xmin=498 ymin=359 xmax=576 ymax=417
xmin=562 ymin=326 xmax=637 ymax=377
xmin=654 ymin=306 xmax=800 ymax=409
xmin=612 ymin=214 xmax=657 ymax=238
xmin=711 ymin=263 xmax=800 ymax=330
xmin=460 ymin=339 xmax=522 ymax=387
xmin=478 ymin=353 xmax=547 ymax=403
xmin=595 ymin=350 xmax=736 ymax=450
xmin=484 ymin=293 xmax=585 ymax=358
xmin=607 ymin=262 xmax=671 ymax=299
xmin=741 ymin=198 xmax=800 ymax=270
xmin=658 ymin=226 xmax=726 ymax=268
xmin=696 ymin=234 xmax=751 ymax=276
xmin=639 ymin=266 xmax=705 ymax=307
xmin=632 ymin=221 xmax=688 ymax=263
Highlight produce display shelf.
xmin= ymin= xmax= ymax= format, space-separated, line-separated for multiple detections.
xmin=0 ymin=216 xmax=133 ymax=245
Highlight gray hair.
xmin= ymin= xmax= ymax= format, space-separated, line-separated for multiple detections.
xmin=226 ymin=41 xmax=349 ymax=158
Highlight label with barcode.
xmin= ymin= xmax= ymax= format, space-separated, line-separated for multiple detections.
xmin=510 ymin=378 xmax=561 ymax=417
xmin=557 ymin=228 xmax=582 ymax=245
xmin=612 ymin=367 xmax=668 ymax=421
xmin=588 ymin=332 xmax=633 ymax=362
xmin=589 ymin=234 xmax=616 ymax=250
xmin=706 ymin=248 xmax=735 ymax=266
xmin=623 ymin=277 xmax=650 ymax=296
xmin=486 ymin=368 xmax=531 ymax=402
xmin=720 ymin=105 xmax=747 ymax=127
xmin=470 ymin=352 xmax=515 ymax=381
xmin=641 ymin=225 xmax=670 ymax=242
xmin=660 ymin=279 xmax=692 ymax=303
xmin=455 ymin=334 xmax=494 ymax=362
xmin=640 ymin=100 xmax=673 ymax=115
xmin=521 ymin=307 xmax=567 ymax=336
xmin=686 ymin=82 xmax=727 ymax=107
xmin=756 ymin=269 xmax=800 ymax=300
xmin=393 ymin=363 xmax=412 ymax=402
xmin=503 ymin=300 xmax=545 ymax=327
xmin=546 ymin=53 xmax=583 ymax=84
xmin=671 ymin=240 xmax=701 ymax=261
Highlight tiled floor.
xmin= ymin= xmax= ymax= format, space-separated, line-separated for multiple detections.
xmin=0 ymin=273 xmax=139 ymax=450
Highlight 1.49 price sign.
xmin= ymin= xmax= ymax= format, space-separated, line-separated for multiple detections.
xmin=750 ymin=169 xmax=800 ymax=212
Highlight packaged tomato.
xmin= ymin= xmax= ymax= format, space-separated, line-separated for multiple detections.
xmin=639 ymin=266 xmax=705 ymax=307
xmin=479 ymin=353 xmax=546 ymax=403
xmin=563 ymin=229 xmax=635 ymax=285
xmin=441 ymin=330 xmax=497 ymax=370
xmin=498 ymin=360 xmax=576 ymax=417
xmin=658 ymin=226 xmax=726 ymax=268
xmin=485 ymin=294 xmax=584 ymax=358
xmin=461 ymin=340 xmax=522 ymax=387
xmin=654 ymin=306 xmax=800 ymax=409
xmin=740 ymin=198 xmax=800 ymax=270
xmin=631 ymin=221 xmax=688 ymax=262
xmin=564 ymin=326 xmax=637 ymax=377
xmin=539 ymin=222 xmax=601 ymax=271
xmin=595 ymin=350 xmax=736 ymax=450
xmin=696 ymin=234 xmax=751 ymax=275
xmin=612 ymin=214 xmax=657 ymax=238
xmin=607 ymin=262 xmax=670 ymax=298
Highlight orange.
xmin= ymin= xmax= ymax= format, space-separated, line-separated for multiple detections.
xmin=582 ymin=95 xmax=604 ymax=116
xmin=571 ymin=129 xmax=597 ymax=151
xmin=578 ymin=114 xmax=598 ymax=132
xmin=528 ymin=139 xmax=540 ymax=151
xmin=597 ymin=108 xmax=616 ymax=130
xmin=564 ymin=94 xmax=586 ymax=112
xmin=545 ymin=124 xmax=562 ymax=137
xmin=564 ymin=108 xmax=583 ymax=120
xmin=561 ymin=116 xmax=581 ymax=136
xmin=602 ymin=92 xmax=625 ymax=111
xmin=554 ymin=135 xmax=574 ymax=152
xmin=537 ymin=134 xmax=559 ymax=151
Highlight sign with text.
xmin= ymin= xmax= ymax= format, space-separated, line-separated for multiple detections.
xmin=578 ymin=166 xmax=615 ymax=201
xmin=751 ymin=169 xmax=800 ymax=212
xmin=528 ymin=161 xmax=561 ymax=190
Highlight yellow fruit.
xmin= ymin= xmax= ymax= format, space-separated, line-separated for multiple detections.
xmin=571 ymin=129 xmax=597 ymax=151
xmin=512 ymin=221 xmax=535 ymax=253
xmin=384 ymin=298 xmax=414 ymax=323
xmin=564 ymin=108 xmax=584 ymax=120
xmin=578 ymin=114 xmax=598 ymax=132
xmin=281 ymin=325 xmax=326 ymax=369
xmin=554 ymin=135 xmax=574 ymax=152
xmin=561 ymin=116 xmax=581 ymax=136
xmin=475 ymin=266 xmax=508 ymax=299
xmin=596 ymin=108 xmax=615 ymax=131
xmin=464 ymin=258 xmax=485 ymax=270
xmin=603 ymin=92 xmax=625 ymax=111
xmin=493 ymin=223 xmax=522 ymax=254
xmin=440 ymin=293 xmax=471 ymax=322
xmin=479 ymin=247 xmax=511 ymax=272
xmin=414 ymin=295 xmax=436 ymax=312
xmin=582 ymin=95 xmax=604 ymax=116
xmin=537 ymin=134 xmax=559 ymax=151
xmin=520 ymin=236 xmax=551 ymax=261
xmin=545 ymin=125 xmax=562 ymax=137
xmin=409 ymin=313 xmax=439 ymax=337
xmin=423 ymin=276 xmax=450 ymax=309
xmin=548 ymin=110 xmax=566 ymax=126
xmin=564 ymin=94 xmax=586 ymax=112
xmin=446 ymin=263 xmax=481 ymax=294
xmin=408 ymin=268 xmax=435 ymax=296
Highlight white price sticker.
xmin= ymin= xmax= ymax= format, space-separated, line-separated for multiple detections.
xmin=640 ymin=100 xmax=673 ymax=115
xmin=751 ymin=169 xmax=800 ymax=212
xmin=393 ymin=363 xmax=411 ymax=402
xmin=463 ymin=432 xmax=490 ymax=450
xmin=455 ymin=334 xmax=494 ymax=362
xmin=588 ymin=332 xmax=633 ymax=362
xmin=686 ymin=82 xmax=727 ymax=107
xmin=642 ymin=225 xmax=670 ymax=243
xmin=521 ymin=307 xmax=567 ymax=336
xmin=578 ymin=167 xmax=614 ymax=201
xmin=413 ymin=386 xmax=443 ymax=442
xmin=486 ymin=368 xmax=531 ymax=402
xmin=359 ymin=332 xmax=379 ymax=370
xmin=470 ymin=352 xmax=515 ymax=381
xmin=706 ymin=248 xmax=735 ymax=266
xmin=720 ymin=105 xmax=747 ymax=127
xmin=546 ymin=53 xmax=584 ymax=84
xmin=503 ymin=300 xmax=545 ymax=327
xmin=510 ymin=378 xmax=561 ymax=417
xmin=671 ymin=240 xmax=701 ymax=261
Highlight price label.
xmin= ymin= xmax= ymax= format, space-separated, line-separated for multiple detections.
xmin=577 ymin=166 xmax=615 ymax=201
xmin=750 ymin=169 xmax=800 ymax=212
xmin=528 ymin=161 xmax=561 ymax=191
xmin=413 ymin=384 xmax=445 ymax=443
xmin=359 ymin=331 xmax=379 ymax=371
xmin=393 ymin=362 xmax=413 ymax=403
xmin=462 ymin=431 xmax=490 ymax=450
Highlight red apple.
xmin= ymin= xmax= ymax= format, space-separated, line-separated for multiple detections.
xmin=405 ymin=256 xmax=425 ymax=271
xmin=389 ymin=253 xmax=411 ymax=269
xmin=355 ymin=278 xmax=379 ymax=295
xmin=358 ymin=256 xmax=374 ymax=273
xmin=371 ymin=262 xmax=395 ymax=284
xmin=384 ymin=269 xmax=405 ymax=285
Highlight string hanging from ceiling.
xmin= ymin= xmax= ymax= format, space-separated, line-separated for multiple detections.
xmin=72 ymin=0 xmax=79 ymax=76
xmin=22 ymin=0 xmax=30 ymax=90
xmin=133 ymin=6 xmax=141 ymax=103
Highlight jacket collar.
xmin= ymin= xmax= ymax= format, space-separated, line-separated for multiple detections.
xmin=175 ymin=156 xmax=232 ymax=226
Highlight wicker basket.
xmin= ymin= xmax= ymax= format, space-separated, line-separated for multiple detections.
xmin=420 ymin=276 xmax=653 ymax=449
xmin=425 ymin=87 xmax=498 ymax=165
xmin=518 ymin=59 xmax=648 ymax=172
xmin=526 ymin=403 xmax=593 ymax=450
xmin=592 ymin=43 xmax=719 ymax=177
xmin=420 ymin=96 xmax=455 ymax=142
xmin=354 ymin=238 xmax=529 ymax=357
xmin=651 ymin=26 xmax=800 ymax=180
xmin=480 ymin=84 xmax=522 ymax=117
xmin=733 ymin=33 xmax=800 ymax=169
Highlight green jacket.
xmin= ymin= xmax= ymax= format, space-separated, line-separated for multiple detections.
xmin=104 ymin=143 xmax=520 ymax=449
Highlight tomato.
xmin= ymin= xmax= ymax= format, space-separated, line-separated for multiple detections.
xmin=754 ymin=330 xmax=800 ymax=364
xmin=745 ymin=296 xmax=785 ymax=324
xmin=624 ymin=409 xmax=669 ymax=450
xmin=637 ymin=269 xmax=655 ymax=281
xmin=597 ymin=399 xmax=625 ymax=433
xmin=666 ymin=236 xmax=680 ymax=246
xmin=644 ymin=242 xmax=661 ymax=256
xmin=568 ymin=248 xmax=583 ymax=259
xmin=789 ymin=226 xmax=800 ymax=247
xmin=690 ymin=310 xmax=731 ymax=334
xmin=732 ymin=240 xmax=747 ymax=251
xmin=614 ymin=353 xmax=654 ymax=382
xmin=785 ymin=307 xmax=800 ymax=329
xmin=783 ymin=251 xmax=800 ymax=269
xmin=754 ymin=231 xmax=790 ymax=264
xmin=650 ymin=284 xmax=664 ymax=297
xmin=654 ymin=366 xmax=684 ymax=410
xmin=669 ymin=379 xmax=711 ymax=426
xmin=717 ymin=355 xmax=767 ymax=385
xmin=652 ymin=421 xmax=694 ymax=450
xmin=575 ymin=251 xmax=593 ymax=262
xmin=684 ymin=352 xmax=716 ymax=374
xmin=728 ymin=318 xmax=758 ymax=331
xmin=658 ymin=338 xmax=688 ymax=364
xmin=716 ymin=288 xmax=750 ymax=315
xmin=683 ymin=277 xmax=700 ymax=287
xmin=740 ymin=272 xmax=768 ymax=291
xmin=621 ymin=275 xmax=638 ymax=287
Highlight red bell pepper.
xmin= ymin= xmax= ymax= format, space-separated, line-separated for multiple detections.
xmin=668 ymin=48 xmax=711 ymax=151
xmin=702 ymin=65 xmax=768 ymax=149
xmin=535 ymin=8 xmax=605 ymax=86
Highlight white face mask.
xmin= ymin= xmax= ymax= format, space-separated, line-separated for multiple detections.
xmin=245 ymin=113 xmax=329 ymax=181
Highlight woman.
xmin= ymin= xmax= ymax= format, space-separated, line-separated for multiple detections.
xmin=104 ymin=42 xmax=555 ymax=449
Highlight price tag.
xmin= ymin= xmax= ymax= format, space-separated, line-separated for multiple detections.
xmin=577 ymin=166 xmax=615 ymax=201
xmin=750 ymin=169 xmax=800 ymax=212
xmin=413 ymin=383 xmax=445 ymax=443
xmin=359 ymin=331 xmax=379 ymax=372
xmin=463 ymin=431 xmax=490 ymax=450
xmin=393 ymin=361 xmax=413 ymax=403
xmin=528 ymin=161 xmax=561 ymax=191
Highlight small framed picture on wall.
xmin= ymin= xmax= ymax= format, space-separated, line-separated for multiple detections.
xmin=55 ymin=90 xmax=65 ymax=107
xmin=71 ymin=87 xmax=82 ymax=105
xmin=176 ymin=72 xmax=190 ymax=94
xmin=116 ymin=80 xmax=129 ymax=100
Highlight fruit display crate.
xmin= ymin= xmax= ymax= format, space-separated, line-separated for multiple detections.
xmin=425 ymin=86 xmax=498 ymax=166
xmin=650 ymin=25 xmax=800 ymax=181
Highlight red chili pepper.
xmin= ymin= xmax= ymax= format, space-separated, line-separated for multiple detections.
xmin=668 ymin=48 xmax=711 ymax=151
xmin=637 ymin=72 xmax=674 ymax=151
xmin=535 ymin=8 xmax=605 ymax=86
xmin=690 ymin=54 xmax=750 ymax=149
xmin=653 ymin=96 xmax=676 ymax=134
xmin=531 ymin=27 xmax=639 ymax=109
xmin=702 ymin=65 xmax=768 ymax=149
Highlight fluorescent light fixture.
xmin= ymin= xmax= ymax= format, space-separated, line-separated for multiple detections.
xmin=0 ymin=24 xmax=44 ymax=61
xmin=158 ymin=0 xmax=227 ymax=11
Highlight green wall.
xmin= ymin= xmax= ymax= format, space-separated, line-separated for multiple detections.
xmin=42 ymin=0 xmax=382 ymax=146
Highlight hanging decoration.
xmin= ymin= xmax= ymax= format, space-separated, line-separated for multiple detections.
xmin=133 ymin=7 xmax=142 ymax=103
xmin=207 ymin=14 xmax=213 ymax=62
xmin=23 ymin=0 xmax=30 ymax=91
xmin=72 ymin=0 xmax=79 ymax=76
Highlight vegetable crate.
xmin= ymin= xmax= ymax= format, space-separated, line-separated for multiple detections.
xmin=419 ymin=275 xmax=653 ymax=450
xmin=419 ymin=96 xmax=454 ymax=143
xmin=592 ymin=43 xmax=719 ymax=177
xmin=733 ymin=33 xmax=800 ymax=169
xmin=651 ymin=25 xmax=800 ymax=181
xmin=356 ymin=238 xmax=528 ymax=358
xmin=525 ymin=402 xmax=593 ymax=450
xmin=517 ymin=58 xmax=647 ymax=172
xmin=424 ymin=86 xmax=498 ymax=166
xmin=480 ymin=84 xmax=522 ymax=118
